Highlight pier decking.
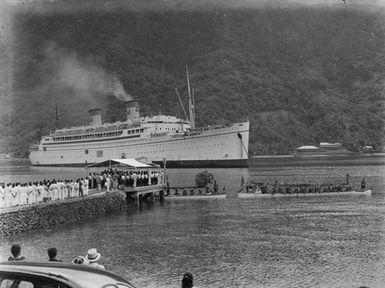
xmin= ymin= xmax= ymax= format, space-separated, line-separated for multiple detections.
xmin=0 ymin=184 xmax=167 ymax=235
xmin=118 ymin=184 xmax=166 ymax=206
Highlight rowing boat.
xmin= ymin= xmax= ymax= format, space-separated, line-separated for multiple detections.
xmin=166 ymin=189 xmax=373 ymax=200
xmin=235 ymin=188 xmax=372 ymax=198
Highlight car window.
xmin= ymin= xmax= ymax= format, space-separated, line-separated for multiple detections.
xmin=17 ymin=281 xmax=33 ymax=288
xmin=0 ymin=279 xmax=33 ymax=288
xmin=0 ymin=276 xmax=70 ymax=288
xmin=101 ymin=284 xmax=136 ymax=288
xmin=0 ymin=279 xmax=14 ymax=288
xmin=116 ymin=284 xmax=136 ymax=288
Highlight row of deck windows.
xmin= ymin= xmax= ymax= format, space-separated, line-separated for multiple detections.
xmin=53 ymin=131 xmax=123 ymax=142
xmin=127 ymin=129 xmax=144 ymax=134
xmin=51 ymin=128 xmax=146 ymax=142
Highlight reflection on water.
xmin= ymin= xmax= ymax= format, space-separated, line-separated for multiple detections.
xmin=0 ymin=164 xmax=384 ymax=287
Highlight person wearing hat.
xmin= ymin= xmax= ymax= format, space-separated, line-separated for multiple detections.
xmin=85 ymin=248 xmax=105 ymax=269
xmin=181 ymin=272 xmax=197 ymax=288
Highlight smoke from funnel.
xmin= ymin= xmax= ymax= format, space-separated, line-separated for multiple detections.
xmin=44 ymin=42 xmax=132 ymax=102
xmin=109 ymin=75 xmax=132 ymax=102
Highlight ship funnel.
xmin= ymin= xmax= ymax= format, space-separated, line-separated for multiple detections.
xmin=89 ymin=108 xmax=102 ymax=126
xmin=125 ymin=100 xmax=140 ymax=121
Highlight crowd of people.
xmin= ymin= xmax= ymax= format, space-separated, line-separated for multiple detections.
xmin=97 ymin=168 xmax=166 ymax=190
xmin=0 ymin=178 xmax=91 ymax=209
xmin=7 ymin=243 xmax=196 ymax=287
xmin=0 ymin=168 xmax=166 ymax=209
xmin=7 ymin=243 xmax=105 ymax=269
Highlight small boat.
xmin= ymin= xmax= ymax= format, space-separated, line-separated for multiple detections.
xmin=237 ymin=188 xmax=372 ymax=198
xmin=241 ymin=174 xmax=373 ymax=197
xmin=168 ymin=189 xmax=373 ymax=200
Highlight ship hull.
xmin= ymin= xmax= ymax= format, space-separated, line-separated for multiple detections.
xmin=29 ymin=158 xmax=249 ymax=168
xmin=30 ymin=122 xmax=250 ymax=168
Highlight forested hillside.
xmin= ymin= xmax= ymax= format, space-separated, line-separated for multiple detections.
xmin=3 ymin=3 xmax=385 ymax=156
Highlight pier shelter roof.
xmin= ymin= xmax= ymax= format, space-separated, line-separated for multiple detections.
xmin=86 ymin=159 xmax=159 ymax=169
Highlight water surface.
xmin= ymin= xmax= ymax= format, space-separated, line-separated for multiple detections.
xmin=0 ymin=162 xmax=384 ymax=288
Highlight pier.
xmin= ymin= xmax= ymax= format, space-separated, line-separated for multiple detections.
xmin=0 ymin=183 xmax=167 ymax=236
xmin=119 ymin=184 xmax=166 ymax=206
xmin=0 ymin=158 xmax=168 ymax=235
xmin=0 ymin=190 xmax=126 ymax=236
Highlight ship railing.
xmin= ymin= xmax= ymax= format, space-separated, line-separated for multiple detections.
xmin=151 ymin=132 xmax=168 ymax=137
xmin=191 ymin=124 xmax=227 ymax=133
xmin=52 ymin=121 xmax=140 ymax=137
xmin=119 ymin=124 xmax=129 ymax=130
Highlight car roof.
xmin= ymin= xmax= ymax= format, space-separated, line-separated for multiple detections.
xmin=0 ymin=262 xmax=136 ymax=288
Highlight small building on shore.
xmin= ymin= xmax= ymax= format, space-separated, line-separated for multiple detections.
xmin=295 ymin=145 xmax=320 ymax=153
xmin=362 ymin=146 xmax=374 ymax=154
xmin=0 ymin=153 xmax=10 ymax=159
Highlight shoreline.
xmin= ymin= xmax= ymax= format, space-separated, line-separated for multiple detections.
xmin=1 ymin=153 xmax=384 ymax=169
xmin=249 ymin=154 xmax=385 ymax=167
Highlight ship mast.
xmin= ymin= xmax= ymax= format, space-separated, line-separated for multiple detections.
xmin=175 ymin=88 xmax=188 ymax=120
xmin=186 ymin=65 xmax=195 ymax=130
xmin=175 ymin=87 xmax=188 ymax=132
xmin=54 ymin=94 xmax=59 ymax=130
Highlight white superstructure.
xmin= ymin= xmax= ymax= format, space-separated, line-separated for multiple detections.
xmin=30 ymin=100 xmax=250 ymax=167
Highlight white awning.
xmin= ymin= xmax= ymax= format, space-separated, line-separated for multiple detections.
xmin=86 ymin=159 xmax=159 ymax=169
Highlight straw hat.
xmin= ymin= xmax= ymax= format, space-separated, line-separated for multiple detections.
xmin=85 ymin=248 xmax=101 ymax=263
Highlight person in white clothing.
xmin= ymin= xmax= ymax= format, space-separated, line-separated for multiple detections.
xmin=4 ymin=184 xmax=12 ymax=208
xmin=74 ymin=180 xmax=79 ymax=197
xmin=59 ymin=180 xmax=68 ymax=200
xmin=84 ymin=178 xmax=89 ymax=196
xmin=14 ymin=184 xmax=21 ymax=206
xmin=132 ymin=172 xmax=137 ymax=187
xmin=26 ymin=183 xmax=33 ymax=205
xmin=85 ymin=248 xmax=105 ymax=270
xmin=16 ymin=184 xmax=23 ymax=206
xmin=37 ymin=183 xmax=45 ymax=203
xmin=105 ymin=176 xmax=111 ymax=192
xmin=0 ymin=184 xmax=5 ymax=208
xmin=57 ymin=181 xmax=65 ymax=200
xmin=67 ymin=181 xmax=73 ymax=198
xmin=23 ymin=184 xmax=29 ymax=205
xmin=30 ymin=183 xmax=38 ymax=204
xmin=47 ymin=182 xmax=54 ymax=201
xmin=70 ymin=180 xmax=75 ymax=198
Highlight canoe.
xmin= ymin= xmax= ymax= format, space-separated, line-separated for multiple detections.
xmin=237 ymin=188 xmax=372 ymax=198
xmin=167 ymin=189 xmax=373 ymax=200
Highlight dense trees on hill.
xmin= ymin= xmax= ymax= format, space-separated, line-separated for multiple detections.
xmin=3 ymin=4 xmax=385 ymax=156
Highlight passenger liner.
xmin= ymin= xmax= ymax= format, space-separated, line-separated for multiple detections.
xmin=30 ymin=80 xmax=250 ymax=167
